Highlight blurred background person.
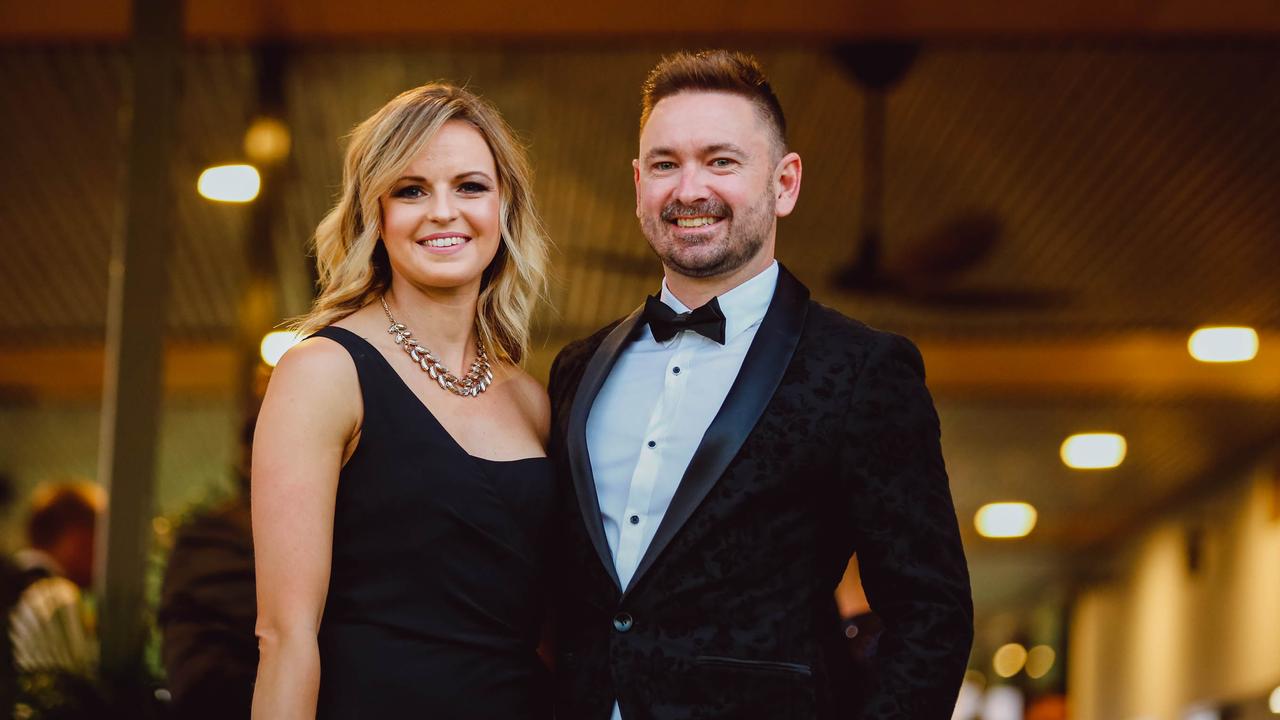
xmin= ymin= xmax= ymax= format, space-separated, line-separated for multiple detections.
xmin=157 ymin=416 xmax=258 ymax=720
xmin=1 ymin=480 xmax=105 ymax=714
xmin=10 ymin=480 xmax=102 ymax=591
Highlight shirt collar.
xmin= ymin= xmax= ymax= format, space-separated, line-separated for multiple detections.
xmin=659 ymin=260 xmax=779 ymax=344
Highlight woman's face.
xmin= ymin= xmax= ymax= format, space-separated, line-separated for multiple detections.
xmin=380 ymin=120 xmax=502 ymax=296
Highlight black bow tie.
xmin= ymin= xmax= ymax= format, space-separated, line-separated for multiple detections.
xmin=642 ymin=295 xmax=727 ymax=345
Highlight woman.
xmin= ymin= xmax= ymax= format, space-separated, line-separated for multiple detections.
xmin=251 ymin=83 xmax=553 ymax=718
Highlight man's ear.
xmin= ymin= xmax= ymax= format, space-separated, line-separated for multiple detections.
xmin=632 ymin=158 xmax=642 ymax=218
xmin=774 ymin=152 xmax=802 ymax=218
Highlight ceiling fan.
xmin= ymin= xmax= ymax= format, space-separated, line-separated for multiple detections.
xmin=831 ymin=42 xmax=1067 ymax=310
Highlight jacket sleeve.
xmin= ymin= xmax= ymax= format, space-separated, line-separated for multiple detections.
xmin=840 ymin=332 xmax=974 ymax=719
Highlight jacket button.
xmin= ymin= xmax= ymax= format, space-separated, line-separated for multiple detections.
xmin=612 ymin=612 xmax=634 ymax=633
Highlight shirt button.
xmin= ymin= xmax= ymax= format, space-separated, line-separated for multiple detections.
xmin=647 ymin=440 xmax=656 ymax=448
xmin=672 ymin=366 xmax=681 ymax=375
xmin=629 ymin=515 xmax=640 ymax=525
xmin=613 ymin=612 xmax=634 ymax=633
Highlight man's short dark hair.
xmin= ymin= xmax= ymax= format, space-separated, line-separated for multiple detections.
xmin=27 ymin=481 xmax=102 ymax=550
xmin=640 ymin=49 xmax=788 ymax=153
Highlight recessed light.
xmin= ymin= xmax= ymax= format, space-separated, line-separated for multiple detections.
xmin=1061 ymin=433 xmax=1127 ymax=470
xmin=198 ymin=163 xmax=261 ymax=203
xmin=975 ymin=502 xmax=1037 ymax=539
xmin=259 ymin=331 xmax=301 ymax=367
xmin=1188 ymin=326 xmax=1258 ymax=363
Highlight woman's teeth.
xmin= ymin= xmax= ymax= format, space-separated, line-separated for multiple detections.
xmin=424 ymin=237 xmax=466 ymax=247
xmin=675 ymin=217 xmax=718 ymax=228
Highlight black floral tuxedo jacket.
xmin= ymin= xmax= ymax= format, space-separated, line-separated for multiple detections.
xmin=548 ymin=265 xmax=973 ymax=720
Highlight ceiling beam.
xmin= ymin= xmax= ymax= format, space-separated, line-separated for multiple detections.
xmin=3 ymin=331 xmax=1276 ymax=402
xmin=4 ymin=0 xmax=1280 ymax=41
xmin=0 ymin=342 xmax=236 ymax=402
xmin=914 ymin=332 xmax=1280 ymax=399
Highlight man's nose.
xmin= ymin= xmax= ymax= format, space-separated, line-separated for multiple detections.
xmin=673 ymin=167 xmax=710 ymax=205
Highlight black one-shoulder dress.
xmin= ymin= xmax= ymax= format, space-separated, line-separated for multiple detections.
xmin=310 ymin=326 xmax=554 ymax=719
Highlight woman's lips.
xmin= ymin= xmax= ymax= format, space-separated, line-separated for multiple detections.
xmin=417 ymin=233 xmax=471 ymax=254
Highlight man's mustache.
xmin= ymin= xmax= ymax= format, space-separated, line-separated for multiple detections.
xmin=660 ymin=200 xmax=731 ymax=222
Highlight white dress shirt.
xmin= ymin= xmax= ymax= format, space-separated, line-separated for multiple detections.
xmin=586 ymin=261 xmax=779 ymax=719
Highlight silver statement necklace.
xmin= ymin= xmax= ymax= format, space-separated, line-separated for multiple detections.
xmin=381 ymin=295 xmax=494 ymax=398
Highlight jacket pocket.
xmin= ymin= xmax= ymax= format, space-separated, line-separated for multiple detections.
xmin=694 ymin=655 xmax=813 ymax=677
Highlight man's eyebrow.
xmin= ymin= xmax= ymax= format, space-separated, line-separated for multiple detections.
xmin=704 ymin=143 xmax=748 ymax=157
xmin=643 ymin=147 xmax=677 ymax=162
xmin=642 ymin=143 xmax=750 ymax=162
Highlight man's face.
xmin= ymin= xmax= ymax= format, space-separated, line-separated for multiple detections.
xmin=634 ymin=91 xmax=792 ymax=279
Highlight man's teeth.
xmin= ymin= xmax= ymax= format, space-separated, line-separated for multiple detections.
xmin=424 ymin=237 xmax=466 ymax=248
xmin=675 ymin=217 xmax=718 ymax=228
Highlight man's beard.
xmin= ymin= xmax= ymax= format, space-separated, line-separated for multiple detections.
xmin=641 ymin=189 xmax=774 ymax=279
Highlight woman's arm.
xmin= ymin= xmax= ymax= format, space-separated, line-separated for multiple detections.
xmin=250 ymin=338 xmax=360 ymax=720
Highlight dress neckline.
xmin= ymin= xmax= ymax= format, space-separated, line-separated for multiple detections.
xmin=318 ymin=326 xmax=548 ymax=465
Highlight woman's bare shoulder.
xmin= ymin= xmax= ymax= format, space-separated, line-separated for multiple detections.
xmin=498 ymin=364 xmax=550 ymax=438
xmin=261 ymin=331 xmax=363 ymax=434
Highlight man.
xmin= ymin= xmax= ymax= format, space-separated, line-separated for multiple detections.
xmin=157 ymin=416 xmax=258 ymax=720
xmin=549 ymin=50 xmax=973 ymax=719
xmin=2 ymin=480 xmax=103 ymax=702
xmin=10 ymin=480 xmax=102 ymax=590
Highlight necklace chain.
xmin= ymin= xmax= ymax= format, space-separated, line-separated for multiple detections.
xmin=380 ymin=296 xmax=493 ymax=398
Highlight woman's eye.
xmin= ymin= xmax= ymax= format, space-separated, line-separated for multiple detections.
xmin=392 ymin=186 xmax=425 ymax=199
xmin=459 ymin=181 xmax=491 ymax=194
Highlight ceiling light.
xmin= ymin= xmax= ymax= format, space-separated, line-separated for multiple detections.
xmin=1025 ymin=645 xmax=1055 ymax=679
xmin=198 ymin=164 xmax=261 ymax=202
xmin=1268 ymin=684 xmax=1279 ymax=714
xmin=244 ymin=116 xmax=291 ymax=164
xmin=992 ymin=643 xmax=1028 ymax=678
xmin=259 ymin=331 xmax=301 ymax=368
xmin=975 ymin=502 xmax=1037 ymax=539
xmin=1061 ymin=433 xmax=1127 ymax=470
xmin=1188 ymin=326 xmax=1258 ymax=363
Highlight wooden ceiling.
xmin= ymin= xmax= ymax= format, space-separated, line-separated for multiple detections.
xmin=5 ymin=0 xmax=1280 ymax=40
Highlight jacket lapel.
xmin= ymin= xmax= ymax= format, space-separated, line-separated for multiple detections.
xmin=566 ymin=306 xmax=646 ymax=592
xmin=622 ymin=265 xmax=810 ymax=599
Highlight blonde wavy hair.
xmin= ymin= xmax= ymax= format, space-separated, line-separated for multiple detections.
xmin=295 ymin=83 xmax=548 ymax=365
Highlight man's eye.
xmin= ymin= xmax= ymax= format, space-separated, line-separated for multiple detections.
xmin=392 ymin=186 xmax=425 ymax=199
xmin=711 ymin=158 xmax=736 ymax=168
xmin=653 ymin=161 xmax=677 ymax=172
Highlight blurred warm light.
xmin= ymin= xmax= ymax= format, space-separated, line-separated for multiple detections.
xmin=953 ymin=676 xmax=983 ymax=720
xmin=1061 ymin=432 xmax=1127 ymax=469
xmin=260 ymin=331 xmax=301 ymax=367
xmin=152 ymin=516 xmax=171 ymax=536
xmin=244 ymin=116 xmax=291 ymax=164
xmin=976 ymin=502 xmax=1037 ymax=539
xmin=1183 ymin=705 xmax=1221 ymax=720
xmin=992 ymin=643 xmax=1028 ymax=678
xmin=1025 ymin=645 xmax=1055 ymax=679
xmin=982 ymin=684 xmax=1024 ymax=720
xmin=963 ymin=669 xmax=987 ymax=688
xmin=198 ymin=164 xmax=261 ymax=202
xmin=1188 ymin=326 xmax=1258 ymax=363
xmin=1268 ymin=685 xmax=1280 ymax=714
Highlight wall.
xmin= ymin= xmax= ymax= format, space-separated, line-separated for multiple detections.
xmin=1069 ymin=450 xmax=1280 ymax=719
